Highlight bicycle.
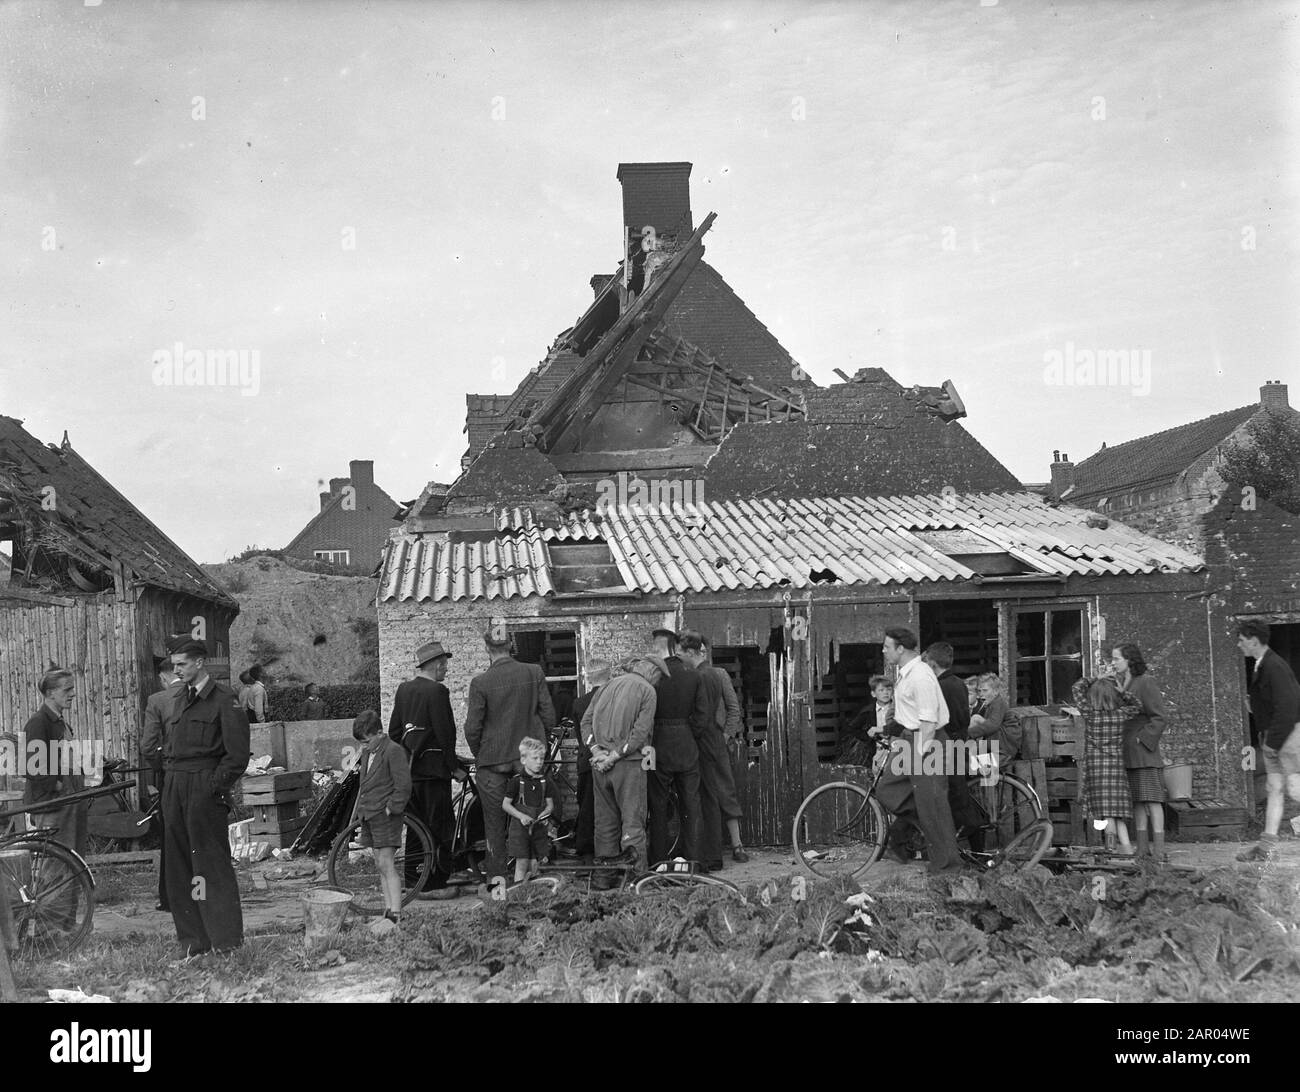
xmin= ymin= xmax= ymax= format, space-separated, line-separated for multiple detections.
xmin=792 ymin=739 xmax=1049 ymax=881
xmin=0 ymin=779 xmax=136 ymax=959
xmin=325 ymin=811 xmax=435 ymax=916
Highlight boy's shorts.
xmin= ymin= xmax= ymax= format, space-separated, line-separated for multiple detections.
xmin=359 ymin=811 xmax=402 ymax=850
xmin=1263 ymin=728 xmax=1300 ymax=802
xmin=508 ymin=816 xmax=550 ymax=861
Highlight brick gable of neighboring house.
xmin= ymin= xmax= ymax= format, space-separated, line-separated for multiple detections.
xmin=284 ymin=467 xmax=400 ymax=573
xmin=1059 ymin=393 xmax=1299 ymax=555
xmin=1203 ymin=493 xmax=1300 ymax=618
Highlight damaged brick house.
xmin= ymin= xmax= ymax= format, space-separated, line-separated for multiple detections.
xmin=1049 ymin=381 xmax=1300 ymax=758
xmin=378 ymin=162 xmax=1247 ymax=842
xmin=0 ymin=416 xmax=238 ymax=766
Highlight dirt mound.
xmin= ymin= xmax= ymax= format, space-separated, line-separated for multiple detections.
xmin=203 ymin=556 xmax=377 ymax=685
xmin=394 ymin=866 xmax=1300 ymax=1003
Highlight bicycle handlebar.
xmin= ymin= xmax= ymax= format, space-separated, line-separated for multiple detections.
xmin=0 ymin=779 xmax=134 ymax=820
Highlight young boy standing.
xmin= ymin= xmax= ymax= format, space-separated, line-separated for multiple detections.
xmin=502 ymin=737 xmax=557 ymax=882
xmin=351 ymin=710 xmax=412 ymax=924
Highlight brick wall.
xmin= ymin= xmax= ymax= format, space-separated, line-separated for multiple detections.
xmin=1096 ymin=584 xmax=1247 ymax=805
xmin=1204 ymin=495 xmax=1300 ymax=616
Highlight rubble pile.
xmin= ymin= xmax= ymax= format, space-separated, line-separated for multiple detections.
xmin=396 ymin=866 xmax=1300 ymax=1003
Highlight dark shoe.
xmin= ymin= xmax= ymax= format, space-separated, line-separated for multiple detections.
xmin=731 ymin=846 xmax=749 ymax=864
xmin=417 ymin=886 xmax=460 ymax=901
xmin=590 ymin=858 xmax=619 ymax=891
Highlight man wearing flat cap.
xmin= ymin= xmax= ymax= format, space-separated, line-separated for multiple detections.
xmin=465 ymin=624 xmax=556 ymax=884
xmin=163 ymin=638 xmax=250 ymax=956
xmin=141 ymin=635 xmax=187 ymax=912
xmin=388 ymin=640 xmax=461 ymax=898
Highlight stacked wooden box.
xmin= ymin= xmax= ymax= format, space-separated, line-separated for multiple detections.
xmin=1019 ymin=709 xmax=1097 ymax=847
xmin=1167 ymin=799 xmax=1246 ymax=841
xmin=239 ymin=771 xmax=312 ymax=849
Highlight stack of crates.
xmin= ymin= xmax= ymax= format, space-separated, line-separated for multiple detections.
xmin=239 ymin=771 xmax=313 ymax=849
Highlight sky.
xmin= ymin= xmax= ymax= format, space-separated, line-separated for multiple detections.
xmin=2 ymin=0 xmax=1297 ymax=562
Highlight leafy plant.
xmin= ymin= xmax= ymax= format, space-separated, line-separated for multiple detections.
xmin=1219 ymin=411 xmax=1300 ymax=514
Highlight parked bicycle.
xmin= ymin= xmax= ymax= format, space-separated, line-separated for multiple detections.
xmin=0 ymin=776 xmax=136 ymax=959
xmin=793 ymin=743 xmax=1050 ymax=881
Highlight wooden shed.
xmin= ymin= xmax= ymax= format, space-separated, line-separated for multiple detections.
xmin=0 ymin=416 xmax=239 ymax=774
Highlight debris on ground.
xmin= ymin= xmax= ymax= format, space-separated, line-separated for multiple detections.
xmin=47 ymin=988 xmax=113 ymax=1003
xmin=392 ymin=865 xmax=1300 ymax=1003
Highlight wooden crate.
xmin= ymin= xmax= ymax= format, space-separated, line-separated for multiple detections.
xmin=1167 ymin=799 xmax=1247 ymax=842
xmin=251 ymin=801 xmax=301 ymax=826
xmin=1011 ymin=759 xmax=1048 ymax=804
xmin=1048 ymin=800 xmax=1087 ymax=846
xmin=1014 ymin=708 xmax=1053 ymax=761
xmin=247 ymin=815 xmax=307 ymax=837
xmin=1044 ymin=762 xmax=1079 ymax=804
xmin=240 ymin=770 xmax=313 ymax=806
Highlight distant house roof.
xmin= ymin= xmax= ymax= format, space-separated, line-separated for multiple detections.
xmin=1067 ymin=405 xmax=1260 ymax=499
xmin=378 ymin=491 xmax=1203 ymax=603
xmin=0 ymin=415 xmax=236 ymax=607
xmin=705 ymin=368 xmax=1021 ymax=499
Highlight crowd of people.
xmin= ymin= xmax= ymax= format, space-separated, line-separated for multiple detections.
xmin=18 ymin=615 xmax=1297 ymax=948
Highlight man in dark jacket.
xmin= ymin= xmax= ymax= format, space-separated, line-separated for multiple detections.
xmin=924 ymin=643 xmax=983 ymax=844
xmin=464 ymin=626 xmax=556 ymax=883
xmin=163 ymin=639 xmax=251 ymax=957
xmin=570 ymin=659 xmax=610 ymax=867
xmin=388 ymin=640 xmax=460 ymax=898
xmin=1237 ymin=620 xmax=1300 ymax=862
xmin=645 ymin=628 xmax=709 ymax=865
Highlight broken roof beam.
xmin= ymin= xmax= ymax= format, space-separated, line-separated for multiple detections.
xmin=546 ymin=214 xmax=717 ymax=454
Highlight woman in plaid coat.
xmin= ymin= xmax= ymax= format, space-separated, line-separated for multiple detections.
xmin=1072 ymin=675 xmax=1140 ymax=853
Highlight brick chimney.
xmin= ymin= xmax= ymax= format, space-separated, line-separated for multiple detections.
xmin=349 ymin=459 xmax=374 ymax=487
xmin=318 ymin=490 xmax=331 ymax=511
xmin=1260 ymin=380 xmax=1290 ymax=410
xmin=1049 ymin=450 xmax=1075 ymax=500
xmin=616 ymin=162 xmax=693 ymax=239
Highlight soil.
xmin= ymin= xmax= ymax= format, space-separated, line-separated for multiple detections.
xmin=11 ymin=837 xmax=1298 ymax=1003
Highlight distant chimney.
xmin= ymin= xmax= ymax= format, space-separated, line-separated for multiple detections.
xmin=1050 ymin=452 xmax=1075 ymax=500
xmin=319 ymin=491 xmax=331 ymax=511
xmin=590 ymin=273 xmax=614 ymax=299
xmin=616 ymin=162 xmax=693 ymax=239
xmin=349 ymin=459 xmax=374 ymax=487
xmin=328 ymin=477 xmax=348 ymax=495
xmin=1260 ymin=380 xmax=1290 ymax=410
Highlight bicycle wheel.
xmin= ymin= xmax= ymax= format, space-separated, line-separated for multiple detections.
xmin=326 ymin=814 xmax=433 ymax=915
xmin=0 ymin=838 xmax=95 ymax=959
xmin=992 ymin=819 xmax=1054 ymax=870
xmin=975 ymin=775 xmax=1044 ymax=855
xmin=632 ymin=872 xmax=742 ymax=897
xmin=792 ymin=782 xmax=886 ymax=881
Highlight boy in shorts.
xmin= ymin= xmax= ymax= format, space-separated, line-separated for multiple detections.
xmin=502 ymin=737 xmax=557 ymax=882
xmin=351 ymin=710 xmax=412 ymax=923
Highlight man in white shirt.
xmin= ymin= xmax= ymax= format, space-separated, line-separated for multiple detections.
xmin=873 ymin=627 xmax=965 ymax=873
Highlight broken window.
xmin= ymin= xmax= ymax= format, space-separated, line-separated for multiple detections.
xmin=510 ymin=628 xmax=578 ymax=721
xmin=547 ymin=541 xmax=629 ymax=596
xmin=1013 ymin=605 xmax=1086 ymax=706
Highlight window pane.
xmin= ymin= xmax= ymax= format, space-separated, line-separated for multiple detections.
xmin=1050 ymin=610 xmax=1082 ymax=657
xmin=1050 ymin=659 xmax=1083 ymax=705
xmin=1015 ymin=611 xmax=1045 ymax=659
xmin=1016 ymin=660 xmax=1047 ymax=706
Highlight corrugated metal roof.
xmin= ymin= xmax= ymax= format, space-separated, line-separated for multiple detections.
xmin=377 ymin=492 xmax=1205 ymax=603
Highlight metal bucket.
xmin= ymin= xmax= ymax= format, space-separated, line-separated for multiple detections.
xmin=1162 ymin=762 xmax=1193 ymax=801
xmin=301 ymin=886 xmax=352 ymax=954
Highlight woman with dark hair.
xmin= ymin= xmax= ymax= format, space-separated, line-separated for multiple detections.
xmin=1111 ymin=643 xmax=1169 ymax=860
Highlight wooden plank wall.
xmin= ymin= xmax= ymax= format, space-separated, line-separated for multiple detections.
xmin=0 ymin=596 xmax=141 ymax=771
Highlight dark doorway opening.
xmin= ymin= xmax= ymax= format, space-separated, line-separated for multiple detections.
xmin=511 ymin=628 xmax=578 ymax=721
xmin=918 ymin=600 xmax=999 ymax=675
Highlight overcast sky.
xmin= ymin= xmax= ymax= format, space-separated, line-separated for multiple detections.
xmin=2 ymin=0 xmax=1297 ymax=562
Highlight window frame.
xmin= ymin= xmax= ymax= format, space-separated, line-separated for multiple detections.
xmin=1010 ymin=602 xmax=1091 ymax=706
xmin=313 ymin=549 xmax=351 ymax=565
